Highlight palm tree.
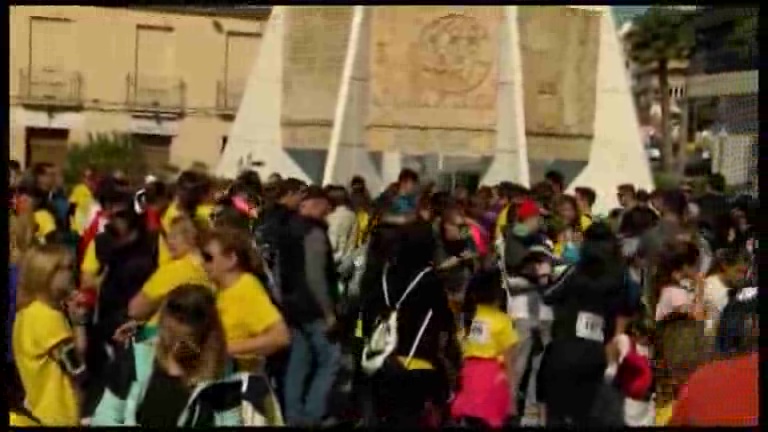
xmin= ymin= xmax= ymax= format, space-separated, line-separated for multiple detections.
xmin=625 ymin=6 xmax=695 ymax=174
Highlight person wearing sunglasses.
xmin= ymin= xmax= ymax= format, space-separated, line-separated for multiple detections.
xmin=92 ymin=284 xmax=242 ymax=426
xmin=201 ymin=227 xmax=290 ymax=373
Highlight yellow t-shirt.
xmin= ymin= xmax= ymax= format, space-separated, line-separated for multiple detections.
xmin=656 ymin=402 xmax=675 ymax=426
xmin=80 ymin=241 xmax=100 ymax=277
xmin=12 ymin=300 xmax=79 ymax=426
xmin=68 ymin=183 xmax=94 ymax=235
xmin=34 ymin=209 xmax=57 ymax=242
xmin=580 ymin=214 xmax=593 ymax=232
xmin=10 ymin=411 xmax=41 ymax=426
xmin=495 ymin=204 xmax=512 ymax=241
xmin=355 ymin=211 xmax=370 ymax=246
xmin=141 ymin=254 xmax=212 ymax=326
xmin=460 ymin=304 xmax=519 ymax=361
xmin=217 ymin=272 xmax=283 ymax=372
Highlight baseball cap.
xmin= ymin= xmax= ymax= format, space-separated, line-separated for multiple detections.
xmin=516 ymin=199 xmax=540 ymax=221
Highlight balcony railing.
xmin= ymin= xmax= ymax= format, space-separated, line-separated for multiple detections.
xmin=126 ymin=74 xmax=186 ymax=113
xmin=216 ymin=79 xmax=246 ymax=114
xmin=18 ymin=68 xmax=83 ymax=107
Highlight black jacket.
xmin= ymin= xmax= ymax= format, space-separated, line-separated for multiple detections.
xmin=94 ymin=231 xmax=158 ymax=339
xmin=277 ymin=215 xmax=339 ymax=326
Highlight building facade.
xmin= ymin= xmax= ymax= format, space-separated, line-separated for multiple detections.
xmin=9 ymin=6 xmax=268 ymax=173
xmin=687 ymin=6 xmax=758 ymax=193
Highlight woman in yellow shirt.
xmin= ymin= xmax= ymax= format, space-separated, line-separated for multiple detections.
xmin=118 ymin=216 xmax=211 ymax=342
xmin=14 ymin=184 xmax=57 ymax=243
xmin=450 ymin=270 xmax=519 ymax=428
xmin=201 ymin=227 xmax=290 ymax=373
xmin=13 ymin=244 xmax=88 ymax=426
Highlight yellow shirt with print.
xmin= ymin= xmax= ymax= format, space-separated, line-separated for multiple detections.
xmin=12 ymin=301 xmax=79 ymax=426
xmin=141 ymin=254 xmax=212 ymax=326
xmin=34 ymin=209 xmax=57 ymax=242
xmin=69 ymin=183 xmax=94 ymax=235
xmin=217 ymin=272 xmax=283 ymax=373
xmin=460 ymin=304 xmax=519 ymax=361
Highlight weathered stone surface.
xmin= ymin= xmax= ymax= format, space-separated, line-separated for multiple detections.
xmin=518 ymin=6 xmax=600 ymax=161
xmin=281 ymin=7 xmax=352 ymax=149
xmin=367 ymin=6 xmax=502 ymax=155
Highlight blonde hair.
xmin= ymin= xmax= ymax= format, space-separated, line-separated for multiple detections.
xmin=16 ymin=244 xmax=73 ymax=310
xmin=155 ymin=284 xmax=228 ymax=385
xmin=10 ymin=212 xmax=36 ymax=265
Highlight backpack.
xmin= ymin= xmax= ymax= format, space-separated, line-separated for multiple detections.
xmin=360 ymin=266 xmax=433 ymax=376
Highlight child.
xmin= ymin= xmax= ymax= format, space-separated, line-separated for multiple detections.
xmin=12 ymin=244 xmax=88 ymax=425
xmin=610 ymin=318 xmax=654 ymax=426
xmin=451 ymin=270 xmax=518 ymax=428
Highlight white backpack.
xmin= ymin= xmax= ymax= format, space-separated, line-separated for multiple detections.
xmin=360 ymin=266 xmax=433 ymax=376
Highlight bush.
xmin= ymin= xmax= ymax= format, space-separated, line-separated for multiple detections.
xmin=64 ymin=132 xmax=148 ymax=188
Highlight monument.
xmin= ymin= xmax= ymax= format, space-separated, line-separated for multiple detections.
xmin=216 ymin=6 xmax=652 ymax=213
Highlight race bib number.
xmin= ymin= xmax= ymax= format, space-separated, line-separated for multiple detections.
xmin=575 ymin=311 xmax=604 ymax=343
xmin=467 ymin=321 xmax=491 ymax=344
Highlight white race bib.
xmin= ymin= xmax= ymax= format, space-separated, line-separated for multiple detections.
xmin=575 ymin=311 xmax=605 ymax=342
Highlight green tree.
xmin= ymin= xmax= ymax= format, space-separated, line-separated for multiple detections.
xmin=625 ymin=6 xmax=696 ymax=174
xmin=64 ymin=132 xmax=148 ymax=188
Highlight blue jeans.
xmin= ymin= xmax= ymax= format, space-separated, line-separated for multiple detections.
xmin=284 ymin=320 xmax=341 ymax=425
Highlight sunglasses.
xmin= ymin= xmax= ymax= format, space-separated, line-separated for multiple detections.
xmin=201 ymin=251 xmax=214 ymax=263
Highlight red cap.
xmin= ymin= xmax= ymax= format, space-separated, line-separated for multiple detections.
xmin=516 ymin=199 xmax=540 ymax=221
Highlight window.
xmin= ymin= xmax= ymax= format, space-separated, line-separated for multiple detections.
xmin=222 ymin=32 xmax=260 ymax=108
xmin=135 ymin=25 xmax=174 ymax=78
xmin=29 ymin=17 xmax=74 ymax=72
xmin=220 ymin=136 xmax=228 ymax=154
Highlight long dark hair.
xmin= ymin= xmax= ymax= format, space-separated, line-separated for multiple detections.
xmin=157 ymin=284 xmax=228 ymax=385
xmin=461 ymin=270 xmax=504 ymax=336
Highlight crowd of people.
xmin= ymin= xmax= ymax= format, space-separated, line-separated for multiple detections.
xmin=7 ymin=159 xmax=759 ymax=427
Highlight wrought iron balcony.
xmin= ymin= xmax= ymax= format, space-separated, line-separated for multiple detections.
xmin=216 ymin=79 xmax=246 ymax=114
xmin=18 ymin=67 xmax=83 ymax=107
xmin=126 ymin=74 xmax=186 ymax=113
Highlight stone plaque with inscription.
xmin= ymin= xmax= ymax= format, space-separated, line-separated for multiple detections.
xmin=518 ymin=7 xmax=601 ymax=139
xmin=367 ymin=6 xmax=502 ymax=155
xmin=281 ymin=7 xmax=353 ymax=149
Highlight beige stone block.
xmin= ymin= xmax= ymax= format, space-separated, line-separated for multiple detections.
xmin=367 ymin=6 xmax=502 ymax=155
